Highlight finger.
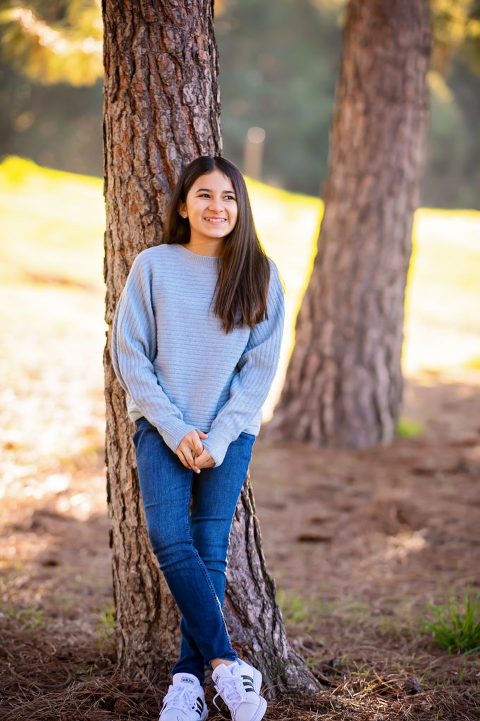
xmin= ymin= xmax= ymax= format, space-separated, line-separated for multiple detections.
xmin=178 ymin=444 xmax=195 ymax=467
xmin=193 ymin=452 xmax=206 ymax=469
xmin=183 ymin=449 xmax=196 ymax=470
xmin=183 ymin=446 xmax=201 ymax=474
xmin=177 ymin=449 xmax=190 ymax=470
xmin=196 ymin=452 xmax=214 ymax=469
xmin=194 ymin=455 xmax=205 ymax=468
xmin=187 ymin=432 xmax=203 ymax=457
xmin=184 ymin=434 xmax=203 ymax=456
xmin=197 ymin=430 xmax=208 ymax=439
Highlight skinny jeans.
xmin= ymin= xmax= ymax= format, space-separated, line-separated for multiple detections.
xmin=133 ymin=416 xmax=255 ymax=684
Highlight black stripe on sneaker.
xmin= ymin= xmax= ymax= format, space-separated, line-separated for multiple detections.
xmin=195 ymin=697 xmax=204 ymax=714
xmin=241 ymin=674 xmax=255 ymax=693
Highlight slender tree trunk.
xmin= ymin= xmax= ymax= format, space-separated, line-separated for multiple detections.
xmin=103 ymin=0 xmax=318 ymax=693
xmin=269 ymin=0 xmax=431 ymax=447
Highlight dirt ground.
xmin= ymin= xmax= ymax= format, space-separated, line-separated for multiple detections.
xmin=1 ymin=282 xmax=479 ymax=720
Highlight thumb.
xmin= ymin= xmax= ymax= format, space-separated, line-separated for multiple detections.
xmin=197 ymin=430 xmax=208 ymax=439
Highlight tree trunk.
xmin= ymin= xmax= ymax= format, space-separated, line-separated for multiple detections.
xmin=103 ymin=0 xmax=222 ymax=680
xmin=103 ymin=0 xmax=318 ymax=694
xmin=225 ymin=476 xmax=320 ymax=696
xmin=268 ymin=0 xmax=431 ymax=447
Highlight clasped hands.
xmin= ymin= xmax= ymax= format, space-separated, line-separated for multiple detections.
xmin=176 ymin=429 xmax=215 ymax=473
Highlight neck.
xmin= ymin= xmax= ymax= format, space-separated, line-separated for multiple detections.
xmin=186 ymin=236 xmax=225 ymax=257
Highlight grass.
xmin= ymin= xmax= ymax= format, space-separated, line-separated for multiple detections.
xmin=396 ymin=418 xmax=425 ymax=438
xmin=4 ymin=605 xmax=44 ymax=630
xmin=96 ymin=603 xmax=116 ymax=640
xmin=276 ymin=588 xmax=313 ymax=625
xmin=425 ymin=588 xmax=480 ymax=654
xmin=1 ymin=154 xmax=480 ymax=389
xmin=0 ymin=156 xmax=105 ymax=289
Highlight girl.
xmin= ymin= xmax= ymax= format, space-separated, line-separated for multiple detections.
xmin=112 ymin=156 xmax=284 ymax=721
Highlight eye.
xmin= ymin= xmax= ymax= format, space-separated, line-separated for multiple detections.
xmin=224 ymin=194 xmax=236 ymax=201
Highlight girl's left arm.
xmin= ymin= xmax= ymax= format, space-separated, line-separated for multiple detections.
xmin=202 ymin=262 xmax=285 ymax=467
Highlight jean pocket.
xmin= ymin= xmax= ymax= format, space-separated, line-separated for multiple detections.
xmin=133 ymin=417 xmax=149 ymax=447
xmin=239 ymin=432 xmax=256 ymax=441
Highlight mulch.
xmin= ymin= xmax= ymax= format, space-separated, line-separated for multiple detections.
xmin=1 ymin=619 xmax=479 ymax=721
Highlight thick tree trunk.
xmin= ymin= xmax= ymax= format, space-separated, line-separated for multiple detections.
xmin=103 ymin=0 xmax=222 ymax=680
xmin=225 ymin=476 xmax=320 ymax=696
xmin=103 ymin=0 xmax=318 ymax=693
xmin=269 ymin=0 xmax=431 ymax=447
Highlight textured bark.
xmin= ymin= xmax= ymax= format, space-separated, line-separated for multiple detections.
xmin=103 ymin=0 xmax=318 ymax=693
xmin=225 ymin=475 xmax=319 ymax=697
xmin=268 ymin=0 xmax=431 ymax=448
xmin=103 ymin=0 xmax=222 ymax=680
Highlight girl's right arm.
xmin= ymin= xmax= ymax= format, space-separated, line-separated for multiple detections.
xmin=111 ymin=252 xmax=198 ymax=457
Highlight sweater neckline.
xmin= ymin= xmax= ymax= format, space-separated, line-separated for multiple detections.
xmin=173 ymin=243 xmax=221 ymax=263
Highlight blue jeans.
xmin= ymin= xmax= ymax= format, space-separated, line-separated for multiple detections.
xmin=133 ymin=417 xmax=255 ymax=684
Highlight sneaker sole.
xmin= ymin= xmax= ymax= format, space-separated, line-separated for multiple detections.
xmin=159 ymin=697 xmax=208 ymax=721
xmin=247 ymin=695 xmax=267 ymax=721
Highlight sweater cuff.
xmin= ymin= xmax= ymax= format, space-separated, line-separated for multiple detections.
xmin=157 ymin=418 xmax=197 ymax=455
xmin=202 ymin=429 xmax=233 ymax=468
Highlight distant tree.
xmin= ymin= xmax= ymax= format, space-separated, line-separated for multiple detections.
xmin=102 ymin=0 xmax=318 ymax=695
xmin=268 ymin=0 xmax=432 ymax=446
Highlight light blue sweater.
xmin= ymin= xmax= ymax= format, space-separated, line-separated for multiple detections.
xmin=111 ymin=243 xmax=285 ymax=466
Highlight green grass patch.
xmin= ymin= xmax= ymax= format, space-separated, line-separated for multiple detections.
xmin=396 ymin=418 xmax=425 ymax=438
xmin=276 ymin=588 xmax=312 ymax=625
xmin=4 ymin=604 xmax=44 ymax=629
xmin=424 ymin=588 xmax=480 ymax=654
xmin=96 ymin=602 xmax=115 ymax=640
xmin=0 ymin=156 xmax=105 ymax=289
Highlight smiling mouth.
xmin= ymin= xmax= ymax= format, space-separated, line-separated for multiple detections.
xmin=204 ymin=217 xmax=227 ymax=224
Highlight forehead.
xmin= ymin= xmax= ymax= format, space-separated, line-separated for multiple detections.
xmin=189 ymin=169 xmax=235 ymax=192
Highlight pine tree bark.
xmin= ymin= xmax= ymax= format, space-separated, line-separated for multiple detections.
xmin=225 ymin=476 xmax=319 ymax=696
xmin=268 ymin=0 xmax=431 ymax=447
xmin=103 ymin=0 xmax=318 ymax=693
xmin=103 ymin=0 xmax=222 ymax=680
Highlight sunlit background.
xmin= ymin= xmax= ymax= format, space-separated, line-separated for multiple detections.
xmin=1 ymin=0 xmax=480 ymax=502
xmin=0 ymin=0 xmax=479 ymax=526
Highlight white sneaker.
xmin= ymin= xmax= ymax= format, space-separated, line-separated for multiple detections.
xmin=212 ymin=660 xmax=267 ymax=721
xmin=159 ymin=672 xmax=208 ymax=721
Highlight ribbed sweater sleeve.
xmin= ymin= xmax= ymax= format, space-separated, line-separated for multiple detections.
xmin=202 ymin=262 xmax=285 ymax=466
xmin=111 ymin=253 xmax=196 ymax=454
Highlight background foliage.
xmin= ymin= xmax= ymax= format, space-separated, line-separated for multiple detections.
xmin=0 ymin=0 xmax=479 ymax=207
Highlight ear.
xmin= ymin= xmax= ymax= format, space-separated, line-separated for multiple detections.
xmin=178 ymin=201 xmax=187 ymax=219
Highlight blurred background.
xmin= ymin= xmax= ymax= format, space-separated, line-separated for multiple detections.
xmin=1 ymin=0 xmax=480 ymax=206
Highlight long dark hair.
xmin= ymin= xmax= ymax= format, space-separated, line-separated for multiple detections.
xmin=163 ymin=156 xmax=271 ymax=333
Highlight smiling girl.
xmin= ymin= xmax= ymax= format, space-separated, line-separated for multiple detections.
xmin=112 ymin=156 xmax=284 ymax=721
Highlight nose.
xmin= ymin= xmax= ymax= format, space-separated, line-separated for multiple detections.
xmin=207 ymin=195 xmax=224 ymax=212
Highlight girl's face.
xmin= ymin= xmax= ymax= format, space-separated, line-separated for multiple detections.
xmin=178 ymin=169 xmax=238 ymax=246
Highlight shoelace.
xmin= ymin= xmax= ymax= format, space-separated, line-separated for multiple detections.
xmin=213 ymin=672 xmax=247 ymax=713
xmin=162 ymin=684 xmax=196 ymax=712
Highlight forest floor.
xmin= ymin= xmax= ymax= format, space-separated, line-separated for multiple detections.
xmin=1 ymin=288 xmax=480 ymax=721
xmin=1 ymin=159 xmax=479 ymax=719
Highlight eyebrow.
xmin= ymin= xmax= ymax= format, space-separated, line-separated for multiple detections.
xmin=195 ymin=187 xmax=236 ymax=194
